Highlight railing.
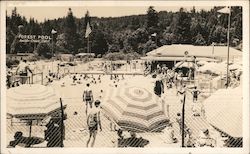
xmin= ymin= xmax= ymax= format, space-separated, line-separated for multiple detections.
xmin=7 ymin=75 xmax=31 ymax=88
xmin=30 ymin=72 xmax=44 ymax=85
xmin=7 ymin=72 xmax=45 ymax=88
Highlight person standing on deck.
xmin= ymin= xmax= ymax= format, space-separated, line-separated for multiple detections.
xmin=16 ymin=60 xmax=32 ymax=84
xmin=176 ymin=113 xmax=188 ymax=136
xmin=159 ymin=94 xmax=169 ymax=118
xmin=177 ymin=84 xmax=186 ymax=104
xmin=6 ymin=69 xmax=13 ymax=88
xmin=86 ymin=100 xmax=102 ymax=147
xmin=154 ymin=76 xmax=164 ymax=98
xmin=191 ymin=86 xmax=201 ymax=102
xmin=83 ymin=83 xmax=94 ymax=115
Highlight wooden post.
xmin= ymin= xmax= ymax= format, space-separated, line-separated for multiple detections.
xmin=126 ymin=61 xmax=128 ymax=71
xmin=59 ymin=98 xmax=64 ymax=147
xmin=31 ymin=73 xmax=33 ymax=84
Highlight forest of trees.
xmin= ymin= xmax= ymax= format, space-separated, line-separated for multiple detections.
xmin=6 ymin=6 xmax=242 ymax=58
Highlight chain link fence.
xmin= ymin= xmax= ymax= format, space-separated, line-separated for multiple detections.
xmin=6 ymin=83 xmax=242 ymax=148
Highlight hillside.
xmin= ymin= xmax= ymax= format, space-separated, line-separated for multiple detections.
xmin=6 ymin=6 xmax=242 ymax=57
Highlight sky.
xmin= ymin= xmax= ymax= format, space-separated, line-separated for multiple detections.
xmin=6 ymin=6 xmax=214 ymax=23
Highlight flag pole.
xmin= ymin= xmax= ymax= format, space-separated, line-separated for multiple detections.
xmin=226 ymin=7 xmax=231 ymax=88
xmin=87 ymin=36 xmax=89 ymax=62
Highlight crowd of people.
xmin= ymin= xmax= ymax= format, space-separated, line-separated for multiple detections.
xmin=150 ymin=60 xmax=218 ymax=147
xmin=153 ymin=74 xmax=210 ymax=147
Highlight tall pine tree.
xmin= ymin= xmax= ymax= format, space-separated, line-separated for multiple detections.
xmin=146 ymin=6 xmax=159 ymax=34
xmin=64 ymin=8 xmax=80 ymax=55
xmin=171 ymin=8 xmax=192 ymax=44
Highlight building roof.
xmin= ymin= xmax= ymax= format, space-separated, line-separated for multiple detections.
xmin=146 ymin=44 xmax=242 ymax=59
xmin=141 ymin=56 xmax=218 ymax=62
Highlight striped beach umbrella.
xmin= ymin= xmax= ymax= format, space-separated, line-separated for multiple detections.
xmin=102 ymin=85 xmax=168 ymax=132
xmin=7 ymin=84 xmax=63 ymax=120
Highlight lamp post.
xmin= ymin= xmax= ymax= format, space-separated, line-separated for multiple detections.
xmin=51 ymin=29 xmax=57 ymax=72
xmin=51 ymin=29 xmax=57 ymax=57
xmin=226 ymin=7 xmax=231 ymax=88
xmin=217 ymin=6 xmax=231 ymax=88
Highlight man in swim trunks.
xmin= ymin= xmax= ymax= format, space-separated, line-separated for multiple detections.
xmin=83 ymin=83 xmax=94 ymax=115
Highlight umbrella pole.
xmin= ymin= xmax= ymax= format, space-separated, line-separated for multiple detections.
xmin=181 ymin=93 xmax=186 ymax=147
xmin=29 ymin=120 xmax=32 ymax=137
xmin=181 ymin=52 xmax=187 ymax=147
xmin=60 ymin=98 xmax=64 ymax=147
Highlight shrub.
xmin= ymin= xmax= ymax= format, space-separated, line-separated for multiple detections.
xmin=103 ymin=52 xmax=141 ymax=61
xmin=126 ymin=52 xmax=140 ymax=60
xmin=55 ymin=46 xmax=70 ymax=54
xmin=6 ymin=58 xmax=20 ymax=68
xmin=36 ymin=42 xmax=52 ymax=59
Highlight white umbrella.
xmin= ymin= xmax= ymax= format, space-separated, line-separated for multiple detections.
xmin=203 ymin=87 xmax=242 ymax=138
xmin=198 ymin=62 xmax=227 ymax=75
xmin=175 ymin=61 xmax=197 ymax=68
xmin=7 ymin=84 xmax=63 ymax=119
xmin=7 ymin=84 xmax=65 ymax=137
